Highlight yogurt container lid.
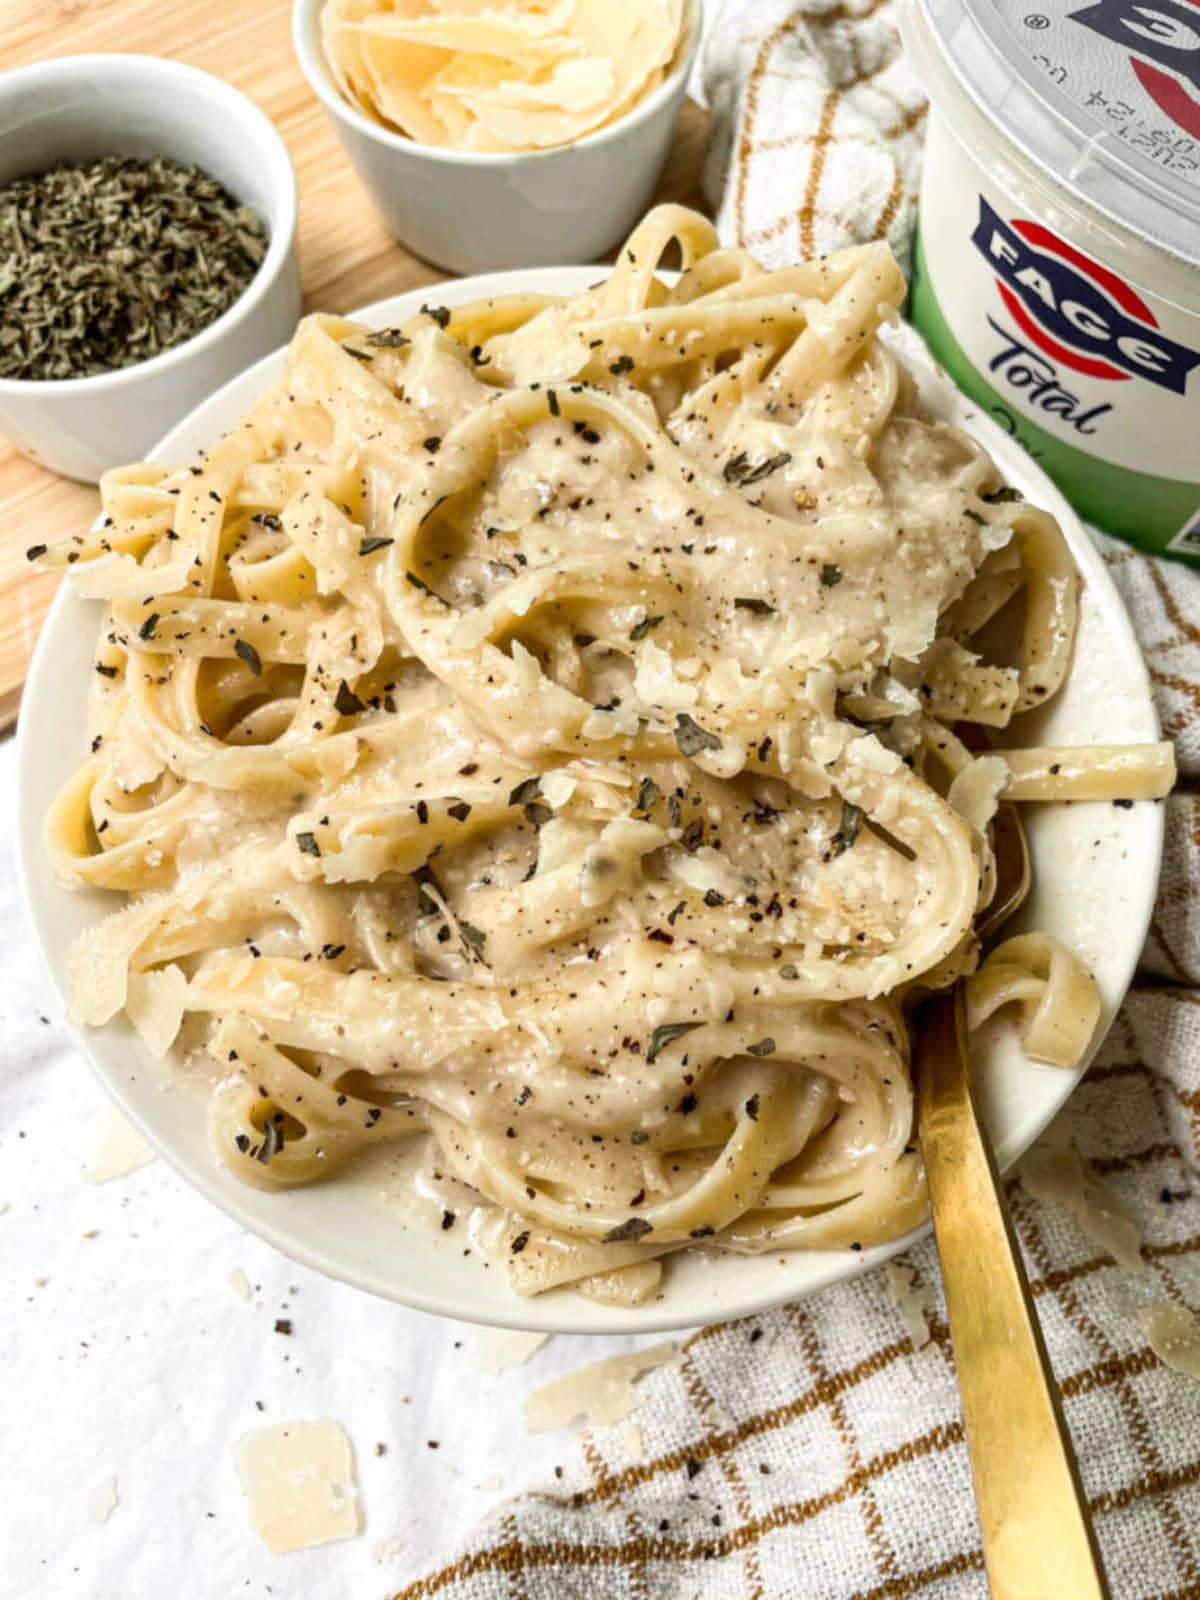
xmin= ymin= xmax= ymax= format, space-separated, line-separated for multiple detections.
xmin=902 ymin=0 xmax=1200 ymax=268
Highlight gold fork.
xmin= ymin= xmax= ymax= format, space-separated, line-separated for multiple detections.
xmin=914 ymin=803 xmax=1110 ymax=1600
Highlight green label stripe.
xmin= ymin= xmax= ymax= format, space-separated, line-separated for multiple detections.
xmin=909 ymin=234 xmax=1200 ymax=564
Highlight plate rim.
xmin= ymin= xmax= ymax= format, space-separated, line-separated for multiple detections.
xmin=16 ymin=266 xmax=1165 ymax=1333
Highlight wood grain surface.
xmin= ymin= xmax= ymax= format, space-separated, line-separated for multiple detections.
xmin=0 ymin=0 xmax=706 ymax=732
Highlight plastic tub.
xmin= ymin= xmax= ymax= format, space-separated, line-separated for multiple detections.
xmin=899 ymin=0 xmax=1200 ymax=563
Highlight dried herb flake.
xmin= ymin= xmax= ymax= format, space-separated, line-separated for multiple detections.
xmin=831 ymin=801 xmax=864 ymax=856
xmin=723 ymin=450 xmax=791 ymax=488
xmin=234 ymin=638 xmax=262 ymax=675
xmin=603 ymin=1217 xmax=653 ymax=1244
xmin=674 ymin=713 xmax=721 ymax=757
xmin=646 ymin=1020 xmax=702 ymax=1064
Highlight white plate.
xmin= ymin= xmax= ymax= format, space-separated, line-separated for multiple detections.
xmin=17 ymin=269 xmax=1164 ymax=1334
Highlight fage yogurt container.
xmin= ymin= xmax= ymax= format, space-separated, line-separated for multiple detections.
xmin=899 ymin=0 xmax=1200 ymax=563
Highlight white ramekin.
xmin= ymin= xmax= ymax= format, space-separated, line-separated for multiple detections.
xmin=0 ymin=55 xmax=301 ymax=484
xmin=292 ymin=0 xmax=702 ymax=274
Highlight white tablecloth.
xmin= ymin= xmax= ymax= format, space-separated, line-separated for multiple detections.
xmin=0 ymin=733 xmax=675 ymax=1597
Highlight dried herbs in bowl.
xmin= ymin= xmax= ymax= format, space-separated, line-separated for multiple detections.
xmin=0 ymin=154 xmax=269 ymax=382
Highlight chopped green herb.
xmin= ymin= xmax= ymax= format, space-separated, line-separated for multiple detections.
xmin=723 ymin=450 xmax=791 ymax=488
xmin=422 ymin=304 xmax=451 ymax=328
xmin=334 ymin=681 xmax=365 ymax=717
xmin=412 ymin=863 xmax=444 ymax=916
xmin=446 ymin=800 xmax=472 ymax=823
xmin=609 ymin=355 xmax=635 ymax=375
xmin=964 ymin=509 xmax=985 ymax=525
xmin=508 ymin=777 xmax=542 ymax=807
xmin=257 ymin=1121 xmax=284 ymax=1164
xmin=296 ymin=831 xmax=321 ymax=858
xmin=344 ymin=347 xmax=373 ymax=363
xmin=510 ymin=1231 xmax=530 ymax=1254
xmin=674 ymin=713 xmax=721 ymax=757
xmin=746 ymin=1038 xmax=776 ymax=1057
xmin=138 ymin=612 xmax=160 ymax=641
xmin=647 ymin=1020 xmax=702 ymax=1064
xmin=405 ymin=570 xmax=448 ymax=605
xmin=603 ymin=1217 xmax=653 ymax=1244
xmin=832 ymin=801 xmax=864 ymax=855
xmin=819 ymin=563 xmax=842 ymax=587
xmin=630 ymin=1130 xmax=650 ymax=1145
xmin=982 ymin=485 xmax=1022 ymax=504
xmin=635 ymin=777 xmax=660 ymax=812
xmin=234 ymin=638 xmax=262 ymax=675
xmin=779 ymin=963 xmax=799 ymax=980
xmin=359 ymin=535 xmax=394 ymax=555
xmin=459 ymin=921 xmax=487 ymax=955
xmin=366 ymin=328 xmax=410 ymax=348
xmin=25 ymin=543 xmax=46 ymax=561
xmin=745 ymin=1093 xmax=761 ymax=1120
xmin=547 ymin=388 xmax=560 ymax=417
xmin=734 ymin=596 xmax=776 ymax=616
xmin=630 ymin=614 xmax=664 ymax=641
xmin=666 ymin=900 xmax=687 ymax=926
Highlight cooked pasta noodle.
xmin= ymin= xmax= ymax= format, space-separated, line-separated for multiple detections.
xmin=38 ymin=205 xmax=1175 ymax=1304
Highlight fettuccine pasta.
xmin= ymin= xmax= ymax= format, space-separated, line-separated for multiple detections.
xmin=37 ymin=205 xmax=1174 ymax=1304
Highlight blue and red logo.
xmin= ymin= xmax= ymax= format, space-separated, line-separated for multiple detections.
xmin=1070 ymin=0 xmax=1200 ymax=138
xmin=970 ymin=200 xmax=1200 ymax=393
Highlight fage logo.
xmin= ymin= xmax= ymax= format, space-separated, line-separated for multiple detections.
xmin=1070 ymin=0 xmax=1200 ymax=138
xmin=970 ymin=200 xmax=1200 ymax=394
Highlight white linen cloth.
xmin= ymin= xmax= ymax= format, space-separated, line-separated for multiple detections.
xmin=5 ymin=4 xmax=1200 ymax=1597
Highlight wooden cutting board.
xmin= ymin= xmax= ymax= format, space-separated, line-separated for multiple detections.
xmin=0 ymin=0 xmax=706 ymax=732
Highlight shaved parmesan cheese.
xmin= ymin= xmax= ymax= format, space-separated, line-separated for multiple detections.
xmin=475 ymin=1326 xmax=549 ymax=1374
xmin=540 ymin=770 xmax=578 ymax=809
xmin=884 ymin=1261 xmax=933 ymax=1351
xmin=233 ymin=1420 xmax=360 ymax=1556
xmin=1141 ymin=1303 xmax=1200 ymax=1382
xmin=229 ymin=1268 xmax=253 ymax=1303
xmin=125 ymin=964 xmax=188 ymax=1059
xmin=1018 ymin=1115 xmax=1143 ymax=1273
xmin=947 ymin=753 xmax=1007 ymax=833
xmin=580 ymin=819 xmax=667 ymax=907
xmin=68 ymin=899 xmax=171 ymax=1028
xmin=523 ymin=1341 xmax=676 ymax=1433
xmin=86 ymin=1103 xmax=156 ymax=1184
xmin=321 ymin=0 xmax=684 ymax=153
xmin=86 ymin=1476 xmax=118 ymax=1525
xmin=634 ymin=639 xmax=698 ymax=711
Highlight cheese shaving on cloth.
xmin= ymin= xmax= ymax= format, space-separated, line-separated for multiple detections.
xmin=320 ymin=0 xmax=684 ymax=151
xmin=233 ymin=1420 xmax=360 ymax=1555
xmin=523 ymin=1342 xmax=677 ymax=1433
xmin=39 ymin=204 xmax=1175 ymax=1304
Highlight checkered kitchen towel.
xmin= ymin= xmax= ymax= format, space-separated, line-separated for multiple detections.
xmin=393 ymin=7 xmax=1200 ymax=1597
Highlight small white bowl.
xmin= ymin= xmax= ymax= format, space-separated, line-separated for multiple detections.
xmin=0 ymin=55 xmax=301 ymax=484
xmin=292 ymin=0 xmax=702 ymax=273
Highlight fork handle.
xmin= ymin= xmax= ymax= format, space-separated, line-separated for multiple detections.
xmin=916 ymin=989 xmax=1110 ymax=1600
